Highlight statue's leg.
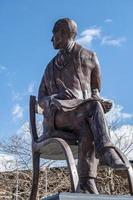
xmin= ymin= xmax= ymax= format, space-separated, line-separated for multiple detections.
xmin=78 ymin=123 xmax=99 ymax=194
xmin=55 ymin=109 xmax=99 ymax=194
xmin=86 ymin=100 xmax=126 ymax=169
xmin=86 ymin=100 xmax=111 ymax=152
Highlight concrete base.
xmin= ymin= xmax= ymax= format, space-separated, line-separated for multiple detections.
xmin=42 ymin=192 xmax=133 ymax=200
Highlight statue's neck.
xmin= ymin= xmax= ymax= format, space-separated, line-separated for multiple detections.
xmin=60 ymin=39 xmax=75 ymax=54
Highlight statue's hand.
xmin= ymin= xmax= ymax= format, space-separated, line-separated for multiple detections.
xmin=55 ymin=78 xmax=76 ymax=100
xmin=91 ymin=88 xmax=101 ymax=100
xmin=55 ymin=89 xmax=76 ymax=100
xmin=91 ymin=94 xmax=101 ymax=100
xmin=101 ymin=99 xmax=113 ymax=112
xmin=91 ymin=88 xmax=112 ymax=112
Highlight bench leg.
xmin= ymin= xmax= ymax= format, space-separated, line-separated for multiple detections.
xmin=127 ymin=165 xmax=133 ymax=195
xmin=30 ymin=152 xmax=40 ymax=200
xmin=51 ymin=138 xmax=80 ymax=192
xmin=114 ymin=147 xmax=133 ymax=195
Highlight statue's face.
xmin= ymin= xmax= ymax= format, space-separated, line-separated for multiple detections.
xmin=51 ymin=29 xmax=69 ymax=49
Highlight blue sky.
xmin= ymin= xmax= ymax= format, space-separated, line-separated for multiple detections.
xmin=0 ymin=0 xmax=133 ymax=140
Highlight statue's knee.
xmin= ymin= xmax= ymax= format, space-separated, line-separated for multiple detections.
xmin=92 ymin=100 xmax=102 ymax=111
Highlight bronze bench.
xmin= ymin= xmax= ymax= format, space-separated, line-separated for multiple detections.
xmin=29 ymin=95 xmax=133 ymax=200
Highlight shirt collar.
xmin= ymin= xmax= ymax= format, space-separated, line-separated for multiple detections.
xmin=59 ymin=40 xmax=75 ymax=55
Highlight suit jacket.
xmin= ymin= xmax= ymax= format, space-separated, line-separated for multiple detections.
xmin=38 ymin=43 xmax=101 ymax=115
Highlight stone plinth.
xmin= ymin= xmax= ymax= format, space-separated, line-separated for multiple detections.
xmin=42 ymin=192 xmax=133 ymax=200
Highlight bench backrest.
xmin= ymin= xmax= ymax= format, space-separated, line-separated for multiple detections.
xmin=29 ymin=95 xmax=43 ymax=142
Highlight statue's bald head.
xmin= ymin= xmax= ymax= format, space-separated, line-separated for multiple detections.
xmin=53 ymin=18 xmax=77 ymax=39
xmin=51 ymin=18 xmax=77 ymax=49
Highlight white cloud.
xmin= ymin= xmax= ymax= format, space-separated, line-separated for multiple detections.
xmin=27 ymin=82 xmax=35 ymax=93
xmin=12 ymin=104 xmax=23 ymax=120
xmin=16 ymin=120 xmax=43 ymax=140
xmin=106 ymin=103 xmax=133 ymax=126
xmin=16 ymin=121 xmax=31 ymax=140
xmin=10 ymin=81 xmax=35 ymax=102
xmin=77 ymin=27 xmax=101 ymax=47
xmin=101 ymin=36 xmax=126 ymax=47
xmin=110 ymin=125 xmax=133 ymax=159
xmin=106 ymin=103 xmax=133 ymax=159
xmin=0 ymin=153 xmax=16 ymax=172
xmin=77 ymin=23 xmax=126 ymax=48
xmin=7 ymin=83 xmax=22 ymax=101
xmin=12 ymin=92 xmax=22 ymax=101
xmin=0 ymin=65 xmax=7 ymax=71
xmin=104 ymin=18 xmax=112 ymax=23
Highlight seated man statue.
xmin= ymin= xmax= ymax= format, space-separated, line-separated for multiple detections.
xmin=38 ymin=18 xmax=125 ymax=194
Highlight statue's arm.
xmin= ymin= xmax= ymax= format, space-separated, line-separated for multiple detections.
xmin=90 ymin=52 xmax=101 ymax=99
xmin=38 ymin=73 xmax=51 ymax=110
xmin=38 ymin=72 xmax=75 ymax=112
xmin=38 ymin=61 xmax=61 ymax=110
xmin=90 ymin=53 xmax=113 ymax=111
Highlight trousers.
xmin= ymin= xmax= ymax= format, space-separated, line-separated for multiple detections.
xmin=50 ymin=100 xmax=111 ymax=178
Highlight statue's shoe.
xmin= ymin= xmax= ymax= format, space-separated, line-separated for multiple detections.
xmin=100 ymin=148 xmax=126 ymax=169
xmin=80 ymin=178 xmax=99 ymax=194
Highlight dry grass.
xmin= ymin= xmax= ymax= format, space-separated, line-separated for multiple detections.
xmin=0 ymin=167 xmax=130 ymax=200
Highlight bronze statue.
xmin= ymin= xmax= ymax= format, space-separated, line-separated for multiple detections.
xmin=38 ymin=18 xmax=125 ymax=194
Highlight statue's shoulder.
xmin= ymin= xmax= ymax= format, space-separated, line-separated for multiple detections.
xmin=81 ymin=46 xmax=94 ymax=60
xmin=46 ymin=57 xmax=54 ymax=69
xmin=45 ymin=56 xmax=56 ymax=74
xmin=74 ymin=43 xmax=94 ymax=60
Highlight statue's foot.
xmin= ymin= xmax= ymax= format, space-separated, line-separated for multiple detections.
xmin=100 ymin=148 xmax=126 ymax=169
xmin=80 ymin=178 xmax=99 ymax=194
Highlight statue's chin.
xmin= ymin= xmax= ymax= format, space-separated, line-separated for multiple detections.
xmin=52 ymin=42 xmax=64 ymax=50
xmin=54 ymin=46 xmax=60 ymax=50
